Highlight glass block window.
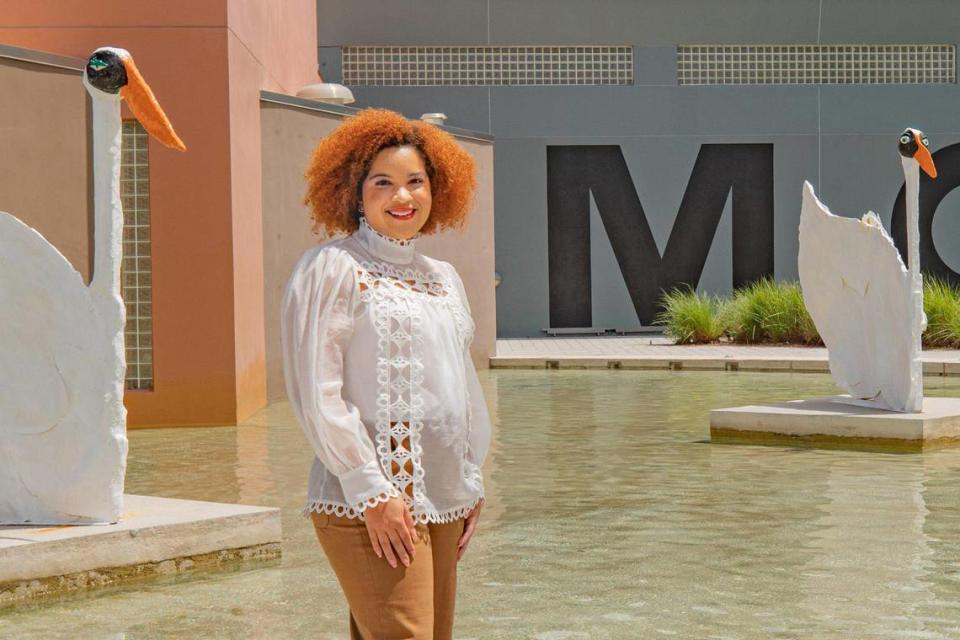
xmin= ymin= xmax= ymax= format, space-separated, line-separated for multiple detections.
xmin=342 ymin=46 xmax=633 ymax=86
xmin=120 ymin=120 xmax=153 ymax=391
xmin=678 ymin=44 xmax=956 ymax=85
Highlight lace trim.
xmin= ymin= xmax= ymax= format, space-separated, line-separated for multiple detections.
xmin=303 ymin=495 xmax=485 ymax=524
xmin=370 ymin=274 xmax=429 ymax=517
xmin=357 ymin=261 xmax=446 ymax=297
xmin=359 ymin=215 xmax=420 ymax=246
xmin=352 ymin=482 xmax=403 ymax=510
xmin=419 ymin=495 xmax=484 ymax=524
xmin=302 ymin=487 xmax=399 ymax=520
xmin=356 ymin=260 xmax=475 ymax=349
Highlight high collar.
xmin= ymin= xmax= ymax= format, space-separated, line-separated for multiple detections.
xmin=353 ymin=215 xmax=417 ymax=265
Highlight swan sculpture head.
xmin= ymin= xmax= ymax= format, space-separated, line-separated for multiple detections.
xmin=897 ymin=127 xmax=936 ymax=178
xmin=83 ymin=47 xmax=186 ymax=152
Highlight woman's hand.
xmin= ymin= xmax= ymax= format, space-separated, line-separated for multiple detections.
xmin=457 ymin=501 xmax=482 ymax=562
xmin=364 ymin=496 xmax=418 ymax=569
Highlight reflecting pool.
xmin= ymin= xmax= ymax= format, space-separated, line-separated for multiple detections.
xmin=5 ymin=371 xmax=960 ymax=639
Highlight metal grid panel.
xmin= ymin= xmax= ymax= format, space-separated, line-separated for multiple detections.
xmin=342 ymin=46 xmax=633 ymax=86
xmin=120 ymin=120 xmax=153 ymax=391
xmin=678 ymin=44 xmax=956 ymax=85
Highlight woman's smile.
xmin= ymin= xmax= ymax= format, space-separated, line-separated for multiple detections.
xmin=386 ymin=206 xmax=417 ymax=221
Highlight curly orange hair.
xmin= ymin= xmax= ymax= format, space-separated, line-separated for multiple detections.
xmin=304 ymin=108 xmax=477 ymax=237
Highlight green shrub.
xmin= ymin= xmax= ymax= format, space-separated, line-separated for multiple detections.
xmin=923 ymin=276 xmax=960 ymax=348
xmin=727 ymin=279 xmax=821 ymax=345
xmin=655 ymin=286 xmax=726 ymax=344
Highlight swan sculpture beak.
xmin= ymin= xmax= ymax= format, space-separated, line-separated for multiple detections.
xmin=118 ymin=54 xmax=187 ymax=152
xmin=913 ymin=130 xmax=936 ymax=179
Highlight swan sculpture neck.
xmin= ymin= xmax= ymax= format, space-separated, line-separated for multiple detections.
xmin=902 ymin=157 xmax=921 ymax=286
xmin=901 ymin=155 xmax=924 ymax=412
xmin=84 ymin=78 xmax=124 ymax=327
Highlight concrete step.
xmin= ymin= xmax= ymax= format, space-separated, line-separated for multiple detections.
xmin=0 ymin=494 xmax=281 ymax=606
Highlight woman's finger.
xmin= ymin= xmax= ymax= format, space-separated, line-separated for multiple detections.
xmin=457 ymin=538 xmax=470 ymax=562
xmin=387 ymin=529 xmax=410 ymax=567
xmin=367 ymin=526 xmax=383 ymax=559
xmin=457 ymin=508 xmax=481 ymax=562
xmin=379 ymin=532 xmax=398 ymax=568
xmin=398 ymin=522 xmax=417 ymax=558
xmin=458 ymin=509 xmax=479 ymax=547
xmin=403 ymin=507 xmax=419 ymax=542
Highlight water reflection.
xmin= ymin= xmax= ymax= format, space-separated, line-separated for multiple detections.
xmin=799 ymin=460 xmax=932 ymax=636
xmin=4 ymin=371 xmax=960 ymax=639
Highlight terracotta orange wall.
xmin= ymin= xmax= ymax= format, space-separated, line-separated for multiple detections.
xmin=227 ymin=34 xmax=270 ymax=422
xmin=0 ymin=2 xmax=225 ymax=27
xmin=0 ymin=0 xmax=319 ymax=426
xmin=0 ymin=56 xmax=90 ymax=282
xmin=225 ymin=0 xmax=319 ymax=420
xmin=227 ymin=0 xmax=320 ymax=93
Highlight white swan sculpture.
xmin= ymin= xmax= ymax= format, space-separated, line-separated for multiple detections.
xmin=0 ymin=47 xmax=185 ymax=524
xmin=799 ymin=128 xmax=936 ymax=413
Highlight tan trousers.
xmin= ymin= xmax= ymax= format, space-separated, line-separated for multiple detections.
xmin=311 ymin=512 xmax=466 ymax=640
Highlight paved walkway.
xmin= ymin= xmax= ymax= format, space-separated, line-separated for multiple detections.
xmin=492 ymin=336 xmax=960 ymax=375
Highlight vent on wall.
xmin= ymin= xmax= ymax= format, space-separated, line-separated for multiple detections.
xmin=121 ymin=120 xmax=154 ymax=391
xmin=342 ymin=46 xmax=633 ymax=86
xmin=678 ymin=44 xmax=955 ymax=85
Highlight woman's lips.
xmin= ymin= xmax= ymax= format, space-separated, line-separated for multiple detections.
xmin=387 ymin=208 xmax=416 ymax=220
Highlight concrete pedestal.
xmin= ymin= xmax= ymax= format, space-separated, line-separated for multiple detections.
xmin=710 ymin=396 xmax=960 ymax=452
xmin=0 ymin=494 xmax=281 ymax=605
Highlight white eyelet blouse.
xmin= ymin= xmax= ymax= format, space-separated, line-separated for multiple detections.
xmin=280 ymin=217 xmax=490 ymax=524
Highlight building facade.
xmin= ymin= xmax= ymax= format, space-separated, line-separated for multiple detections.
xmin=318 ymin=0 xmax=960 ymax=336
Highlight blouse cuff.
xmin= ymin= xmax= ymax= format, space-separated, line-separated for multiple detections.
xmin=339 ymin=459 xmax=398 ymax=509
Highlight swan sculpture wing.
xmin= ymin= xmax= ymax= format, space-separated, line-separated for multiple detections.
xmin=0 ymin=212 xmax=124 ymax=522
xmin=798 ymin=181 xmax=915 ymax=411
xmin=0 ymin=213 xmax=81 ymax=433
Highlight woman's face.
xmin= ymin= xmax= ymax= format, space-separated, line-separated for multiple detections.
xmin=360 ymin=145 xmax=432 ymax=241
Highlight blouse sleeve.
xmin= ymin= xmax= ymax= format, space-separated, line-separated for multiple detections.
xmin=281 ymin=247 xmax=400 ymax=513
xmin=447 ymin=264 xmax=492 ymax=469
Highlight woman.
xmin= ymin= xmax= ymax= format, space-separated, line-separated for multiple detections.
xmin=281 ymin=108 xmax=491 ymax=639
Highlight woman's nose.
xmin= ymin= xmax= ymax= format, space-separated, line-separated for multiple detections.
xmin=393 ymin=186 xmax=412 ymax=201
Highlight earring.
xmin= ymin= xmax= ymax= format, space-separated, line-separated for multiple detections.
xmin=358 ymin=202 xmax=364 ymax=214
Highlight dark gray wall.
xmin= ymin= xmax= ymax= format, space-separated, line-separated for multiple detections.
xmin=318 ymin=0 xmax=960 ymax=336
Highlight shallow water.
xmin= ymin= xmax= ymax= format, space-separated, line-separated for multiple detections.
xmin=5 ymin=371 xmax=960 ymax=639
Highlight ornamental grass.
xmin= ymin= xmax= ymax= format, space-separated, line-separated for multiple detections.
xmin=656 ymin=279 xmax=820 ymax=345
xmin=654 ymin=286 xmax=726 ymax=344
xmin=658 ymin=278 xmax=960 ymax=347
xmin=726 ymin=279 xmax=821 ymax=345
xmin=923 ymin=276 xmax=960 ymax=349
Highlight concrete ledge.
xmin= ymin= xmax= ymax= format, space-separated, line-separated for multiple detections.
xmin=0 ymin=494 xmax=281 ymax=605
xmin=787 ymin=359 xmax=831 ymax=373
xmin=923 ymin=361 xmax=946 ymax=375
xmin=710 ymin=396 xmax=960 ymax=453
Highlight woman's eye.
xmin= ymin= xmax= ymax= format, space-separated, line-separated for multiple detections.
xmin=900 ymin=135 xmax=911 ymax=144
xmin=410 ymin=177 xmax=424 ymax=185
xmin=375 ymin=180 xmax=391 ymax=186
